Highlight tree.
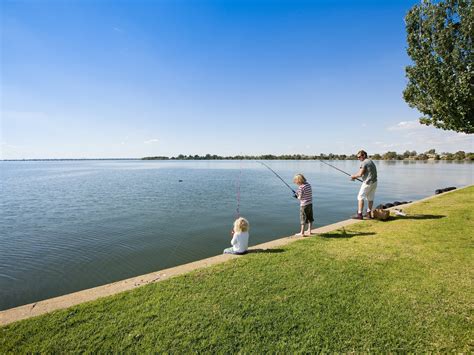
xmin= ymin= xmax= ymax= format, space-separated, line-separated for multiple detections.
xmin=443 ymin=152 xmax=455 ymax=160
xmin=416 ymin=153 xmax=429 ymax=160
xmin=454 ymin=150 xmax=466 ymax=159
xmin=383 ymin=151 xmax=398 ymax=160
xmin=403 ymin=0 xmax=473 ymax=134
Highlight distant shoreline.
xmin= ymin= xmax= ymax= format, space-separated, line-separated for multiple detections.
xmin=1 ymin=150 xmax=473 ymax=162
xmin=1 ymin=158 xmax=472 ymax=162
xmin=1 ymin=158 xmax=140 ymax=162
xmin=141 ymin=150 xmax=472 ymax=161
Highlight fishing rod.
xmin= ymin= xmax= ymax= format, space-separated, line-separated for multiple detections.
xmin=319 ymin=160 xmax=363 ymax=182
xmin=258 ymin=161 xmax=297 ymax=197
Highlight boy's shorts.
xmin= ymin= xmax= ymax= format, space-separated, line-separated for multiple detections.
xmin=300 ymin=204 xmax=314 ymax=225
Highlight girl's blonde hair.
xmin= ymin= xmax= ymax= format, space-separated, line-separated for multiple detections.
xmin=234 ymin=217 xmax=249 ymax=232
xmin=293 ymin=174 xmax=307 ymax=184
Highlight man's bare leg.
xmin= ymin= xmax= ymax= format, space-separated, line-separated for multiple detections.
xmin=368 ymin=200 xmax=374 ymax=212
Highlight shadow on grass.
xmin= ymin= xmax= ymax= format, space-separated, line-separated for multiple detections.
xmin=247 ymin=248 xmax=285 ymax=254
xmin=320 ymin=231 xmax=376 ymax=239
xmin=384 ymin=214 xmax=446 ymax=221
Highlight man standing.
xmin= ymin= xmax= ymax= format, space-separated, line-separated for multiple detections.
xmin=351 ymin=150 xmax=378 ymax=219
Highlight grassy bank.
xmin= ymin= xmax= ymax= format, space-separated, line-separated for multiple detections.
xmin=2 ymin=187 xmax=473 ymax=352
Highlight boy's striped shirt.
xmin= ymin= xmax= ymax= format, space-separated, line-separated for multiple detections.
xmin=297 ymin=183 xmax=313 ymax=206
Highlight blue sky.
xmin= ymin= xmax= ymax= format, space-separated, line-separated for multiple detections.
xmin=1 ymin=0 xmax=472 ymax=159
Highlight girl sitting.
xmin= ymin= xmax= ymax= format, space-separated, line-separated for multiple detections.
xmin=223 ymin=217 xmax=249 ymax=255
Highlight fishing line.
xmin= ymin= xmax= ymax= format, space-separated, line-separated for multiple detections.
xmin=258 ymin=161 xmax=297 ymax=197
xmin=236 ymin=157 xmax=242 ymax=218
xmin=165 ymin=234 xmax=186 ymax=266
xmin=319 ymin=160 xmax=363 ymax=182
xmin=168 ymin=159 xmax=244 ymax=266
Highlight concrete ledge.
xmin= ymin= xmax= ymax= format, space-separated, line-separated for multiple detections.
xmin=1 ymin=185 xmax=470 ymax=326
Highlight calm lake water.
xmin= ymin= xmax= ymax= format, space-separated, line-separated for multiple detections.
xmin=1 ymin=160 xmax=472 ymax=310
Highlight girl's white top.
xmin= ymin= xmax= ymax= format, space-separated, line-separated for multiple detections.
xmin=231 ymin=231 xmax=249 ymax=253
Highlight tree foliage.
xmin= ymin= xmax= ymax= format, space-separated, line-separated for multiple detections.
xmin=403 ymin=0 xmax=473 ymax=133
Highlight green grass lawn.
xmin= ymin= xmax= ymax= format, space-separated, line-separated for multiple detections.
xmin=2 ymin=187 xmax=473 ymax=352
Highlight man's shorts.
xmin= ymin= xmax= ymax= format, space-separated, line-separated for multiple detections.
xmin=358 ymin=181 xmax=378 ymax=201
xmin=300 ymin=204 xmax=314 ymax=224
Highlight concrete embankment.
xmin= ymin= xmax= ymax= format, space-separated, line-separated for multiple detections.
xmin=0 ymin=186 xmax=468 ymax=326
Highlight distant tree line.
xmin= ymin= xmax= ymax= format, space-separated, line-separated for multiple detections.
xmin=372 ymin=149 xmax=472 ymax=161
xmin=143 ymin=150 xmax=474 ymax=161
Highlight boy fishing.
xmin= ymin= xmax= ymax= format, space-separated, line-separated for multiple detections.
xmin=293 ymin=174 xmax=314 ymax=236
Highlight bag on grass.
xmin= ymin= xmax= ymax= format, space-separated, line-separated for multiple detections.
xmin=373 ymin=209 xmax=390 ymax=221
